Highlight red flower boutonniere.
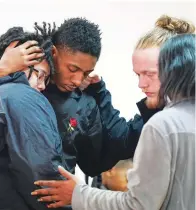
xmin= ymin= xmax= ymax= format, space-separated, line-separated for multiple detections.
xmin=68 ymin=118 xmax=77 ymax=132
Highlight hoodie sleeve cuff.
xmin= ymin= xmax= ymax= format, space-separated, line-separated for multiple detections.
xmin=72 ymin=184 xmax=86 ymax=210
xmin=85 ymin=78 xmax=105 ymax=96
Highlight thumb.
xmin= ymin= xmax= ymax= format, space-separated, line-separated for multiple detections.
xmin=58 ymin=165 xmax=73 ymax=180
xmin=88 ymin=72 xmax=99 ymax=78
xmin=5 ymin=41 xmax=19 ymax=52
xmin=88 ymin=73 xmax=101 ymax=83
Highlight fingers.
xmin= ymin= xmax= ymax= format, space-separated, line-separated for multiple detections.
xmin=5 ymin=41 xmax=20 ymax=51
xmin=47 ymin=201 xmax=65 ymax=208
xmin=80 ymin=82 xmax=90 ymax=90
xmin=58 ymin=166 xmax=73 ymax=180
xmin=37 ymin=195 xmax=59 ymax=202
xmin=26 ymin=53 xmax=45 ymax=61
xmin=86 ymin=74 xmax=101 ymax=84
xmin=31 ymin=188 xmax=58 ymax=196
xmin=24 ymin=60 xmax=40 ymax=66
xmin=88 ymin=72 xmax=98 ymax=78
xmin=21 ymin=40 xmax=38 ymax=49
xmin=26 ymin=46 xmax=43 ymax=55
xmin=80 ymin=77 xmax=92 ymax=90
xmin=34 ymin=180 xmax=62 ymax=188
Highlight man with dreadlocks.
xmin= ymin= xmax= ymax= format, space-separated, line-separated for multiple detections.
xmin=34 ymin=18 xmax=107 ymax=177
xmin=0 ymin=27 xmax=66 ymax=210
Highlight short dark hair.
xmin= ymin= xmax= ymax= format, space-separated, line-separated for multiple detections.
xmin=0 ymin=27 xmax=55 ymax=74
xmin=159 ymin=34 xmax=195 ymax=104
xmin=52 ymin=17 xmax=102 ymax=59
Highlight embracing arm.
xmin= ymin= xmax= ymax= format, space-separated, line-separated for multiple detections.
xmin=85 ymin=80 xmax=143 ymax=168
xmin=84 ymin=79 xmax=163 ymax=171
xmin=4 ymin=85 xmax=65 ymax=209
xmin=0 ymin=40 xmax=44 ymax=77
xmin=73 ymin=122 xmax=171 ymax=210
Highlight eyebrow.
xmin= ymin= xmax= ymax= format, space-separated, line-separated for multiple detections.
xmin=147 ymin=68 xmax=158 ymax=72
xmin=141 ymin=69 xmax=158 ymax=73
xmin=69 ymin=64 xmax=94 ymax=72
xmin=34 ymin=68 xmax=50 ymax=77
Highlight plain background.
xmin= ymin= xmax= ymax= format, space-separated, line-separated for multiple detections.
xmin=0 ymin=0 xmax=195 ymax=180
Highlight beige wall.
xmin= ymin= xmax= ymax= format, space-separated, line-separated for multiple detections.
xmin=0 ymin=0 xmax=195 ymax=119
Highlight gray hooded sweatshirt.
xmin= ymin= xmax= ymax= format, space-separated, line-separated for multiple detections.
xmin=72 ymin=99 xmax=195 ymax=210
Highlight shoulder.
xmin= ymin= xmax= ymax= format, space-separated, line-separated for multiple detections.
xmin=143 ymin=107 xmax=184 ymax=137
xmin=0 ymin=83 xmax=53 ymax=113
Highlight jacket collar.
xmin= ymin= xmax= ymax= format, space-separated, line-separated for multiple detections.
xmin=45 ymin=83 xmax=82 ymax=100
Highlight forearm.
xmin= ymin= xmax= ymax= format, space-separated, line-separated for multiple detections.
xmin=86 ymin=80 xmax=130 ymax=142
xmin=85 ymin=80 xmax=142 ymax=169
xmin=72 ymin=124 xmax=171 ymax=210
xmin=72 ymin=184 xmax=136 ymax=210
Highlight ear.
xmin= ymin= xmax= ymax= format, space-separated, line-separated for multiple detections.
xmin=52 ymin=45 xmax=58 ymax=58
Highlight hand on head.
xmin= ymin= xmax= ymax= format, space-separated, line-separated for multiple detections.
xmin=80 ymin=73 xmax=101 ymax=90
xmin=0 ymin=40 xmax=44 ymax=77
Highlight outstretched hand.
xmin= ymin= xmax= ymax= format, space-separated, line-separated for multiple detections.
xmin=31 ymin=166 xmax=84 ymax=208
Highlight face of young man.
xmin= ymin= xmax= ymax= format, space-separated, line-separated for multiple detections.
xmin=52 ymin=47 xmax=97 ymax=92
xmin=132 ymin=48 xmax=161 ymax=101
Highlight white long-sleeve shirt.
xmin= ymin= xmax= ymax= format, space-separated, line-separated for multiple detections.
xmin=72 ymin=99 xmax=195 ymax=210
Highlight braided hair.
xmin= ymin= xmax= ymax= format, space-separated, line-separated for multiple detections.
xmin=0 ymin=26 xmax=55 ymax=75
xmin=35 ymin=18 xmax=102 ymax=60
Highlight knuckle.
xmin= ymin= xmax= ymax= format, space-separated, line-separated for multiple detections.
xmin=20 ymin=48 xmax=26 ymax=55
xmin=41 ymin=190 xmax=47 ymax=195
xmin=26 ymin=40 xmax=32 ymax=45
xmin=23 ymin=62 xmax=28 ymax=66
xmin=31 ymin=46 xmax=38 ymax=51
xmin=30 ymin=53 xmax=36 ymax=58
xmin=35 ymin=46 xmax=40 ymax=51
xmin=30 ymin=40 xmax=36 ymax=45
xmin=23 ymin=55 xmax=28 ymax=61
xmin=36 ymin=53 xmax=43 ymax=58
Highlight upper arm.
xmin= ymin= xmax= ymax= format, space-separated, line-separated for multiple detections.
xmin=127 ymin=123 xmax=171 ymax=209
xmin=5 ymin=88 xmax=63 ymax=179
xmin=4 ymin=86 xmax=64 ymax=209
xmin=72 ymin=118 xmax=171 ymax=210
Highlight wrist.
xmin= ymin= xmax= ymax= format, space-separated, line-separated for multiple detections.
xmin=0 ymin=60 xmax=10 ymax=77
xmin=84 ymin=79 xmax=104 ymax=96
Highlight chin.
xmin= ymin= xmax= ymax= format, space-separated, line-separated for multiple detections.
xmin=57 ymin=85 xmax=69 ymax=92
xmin=34 ymin=87 xmax=41 ymax=92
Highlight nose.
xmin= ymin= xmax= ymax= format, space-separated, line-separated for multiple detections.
xmin=138 ymin=75 xmax=148 ymax=89
xmin=37 ymin=81 xmax=46 ymax=92
xmin=71 ymin=72 xmax=84 ymax=88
